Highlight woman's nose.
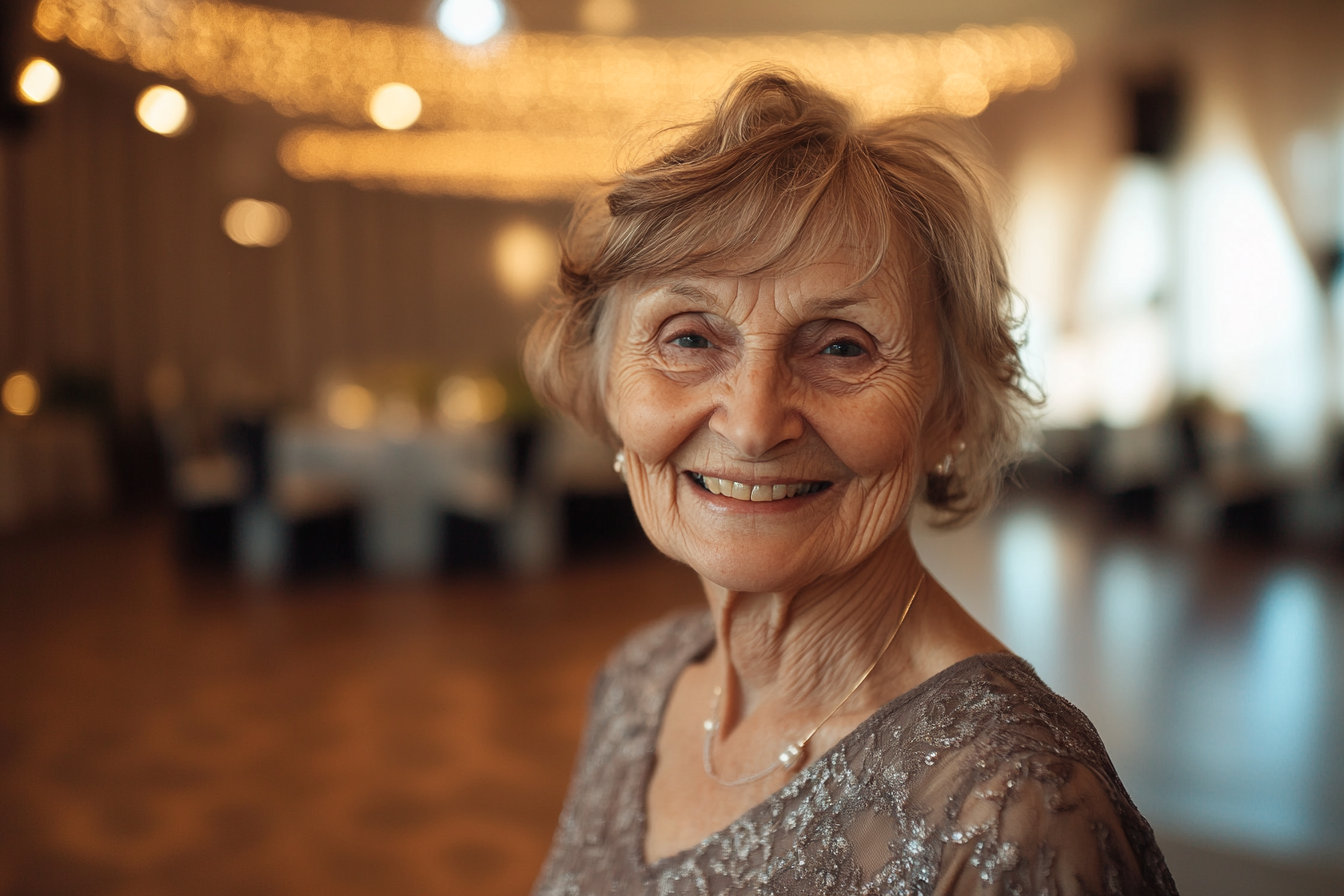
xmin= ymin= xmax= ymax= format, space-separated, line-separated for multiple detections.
xmin=708 ymin=353 xmax=804 ymax=459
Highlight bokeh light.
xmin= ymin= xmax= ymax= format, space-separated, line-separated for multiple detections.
xmin=33 ymin=2 xmax=1073 ymax=200
xmin=438 ymin=376 xmax=507 ymax=427
xmin=327 ymin=383 xmax=376 ymax=430
xmin=222 ymin=199 xmax=291 ymax=248
xmin=2 ymin=372 xmax=41 ymax=416
xmin=493 ymin=220 xmax=558 ymax=304
xmin=436 ymin=0 xmax=506 ymax=46
xmin=578 ymin=0 xmax=636 ymax=35
xmin=135 ymin=84 xmax=192 ymax=136
xmin=16 ymin=58 xmax=61 ymax=105
xmin=940 ymin=72 xmax=990 ymax=117
xmin=368 ymin=82 xmax=421 ymax=130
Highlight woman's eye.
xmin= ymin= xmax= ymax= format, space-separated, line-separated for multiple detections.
xmin=670 ymin=333 xmax=712 ymax=349
xmin=820 ymin=341 xmax=864 ymax=357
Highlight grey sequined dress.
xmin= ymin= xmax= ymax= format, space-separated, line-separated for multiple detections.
xmin=534 ymin=610 xmax=1179 ymax=895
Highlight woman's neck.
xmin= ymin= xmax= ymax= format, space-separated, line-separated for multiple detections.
xmin=699 ymin=527 xmax=928 ymax=734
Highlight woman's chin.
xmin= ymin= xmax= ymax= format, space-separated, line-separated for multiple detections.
xmin=664 ymin=537 xmax=832 ymax=595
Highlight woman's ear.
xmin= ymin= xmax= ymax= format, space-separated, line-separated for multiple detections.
xmin=917 ymin=390 xmax=964 ymax=475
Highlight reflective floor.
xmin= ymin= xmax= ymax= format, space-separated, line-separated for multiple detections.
xmin=0 ymin=493 xmax=1341 ymax=895
xmin=915 ymin=496 xmax=1344 ymax=873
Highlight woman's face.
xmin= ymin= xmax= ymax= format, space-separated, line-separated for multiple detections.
xmin=604 ymin=248 xmax=948 ymax=593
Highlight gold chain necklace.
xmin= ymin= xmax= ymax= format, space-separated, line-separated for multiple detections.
xmin=702 ymin=572 xmax=927 ymax=787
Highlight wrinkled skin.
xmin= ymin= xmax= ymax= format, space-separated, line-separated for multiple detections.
xmin=604 ymin=254 xmax=949 ymax=594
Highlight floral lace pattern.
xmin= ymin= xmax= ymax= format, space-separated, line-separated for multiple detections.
xmin=534 ymin=611 xmax=1178 ymax=895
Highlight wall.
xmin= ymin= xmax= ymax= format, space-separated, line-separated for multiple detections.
xmin=0 ymin=45 xmax=565 ymax=419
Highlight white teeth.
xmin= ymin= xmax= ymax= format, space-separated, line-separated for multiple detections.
xmin=696 ymin=474 xmax=822 ymax=503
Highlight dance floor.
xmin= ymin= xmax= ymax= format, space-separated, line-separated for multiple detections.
xmin=1 ymin=494 xmax=1341 ymax=896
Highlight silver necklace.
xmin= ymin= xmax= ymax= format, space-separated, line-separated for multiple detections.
xmin=702 ymin=572 xmax=927 ymax=787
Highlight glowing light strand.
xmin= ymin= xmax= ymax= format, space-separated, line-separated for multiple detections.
xmin=34 ymin=0 xmax=1075 ymax=198
xmin=34 ymin=0 xmax=1073 ymax=132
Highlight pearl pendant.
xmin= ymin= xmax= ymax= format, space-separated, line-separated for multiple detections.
xmin=778 ymin=742 xmax=803 ymax=770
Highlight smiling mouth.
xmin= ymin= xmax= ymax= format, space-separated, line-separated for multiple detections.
xmin=689 ymin=472 xmax=830 ymax=503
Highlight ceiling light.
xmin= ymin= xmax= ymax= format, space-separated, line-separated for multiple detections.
xmin=368 ymin=82 xmax=422 ymax=130
xmin=222 ymin=199 xmax=291 ymax=247
xmin=436 ymin=0 xmax=506 ymax=46
xmin=135 ymin=85 xmax=192 ymax=136
xmin=2 ymin=372 xmax=40 ymax=416
xmin=15 ymin=58 xmax=60 ymax=105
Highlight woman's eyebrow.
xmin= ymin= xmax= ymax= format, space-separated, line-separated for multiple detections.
xmin=630 ymin=281 xmax=723 ymax=313
xmin=638 ymin=283 xmax=877 ymax=314
xmin=810 ymin=295 xmax=869 ymax=312
xmin=662 ymin=282 xmax=719 ymax=304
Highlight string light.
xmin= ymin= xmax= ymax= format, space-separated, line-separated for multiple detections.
xmin=278 ymin=128 xmax=617 ymax=199
xmin=221 ymin=199 xmax=290 ymax=246
xmin=367 ymin=82 xmax=421 ymax=130
xmin=34 ymin=1 xmax=1072 ymax=131
xmin=135 ymin=84 xmax=192 ymax=135
xmin=436 ymin=0 xmax=506 ymax=47
xmin=34 ymin=0 xmax=1075 ymax=199
xmin=15 ymin=57 xmax=61 ymax=104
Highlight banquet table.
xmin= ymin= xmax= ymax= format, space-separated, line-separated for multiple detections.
xmin=268 ymin=414 xmax=515 ymax=576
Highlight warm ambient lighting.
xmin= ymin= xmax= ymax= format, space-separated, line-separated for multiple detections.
xmin=494 ymin=220 xmax=558 ymax=303
xmin=135 ymin=84 xmax=191 ymax=136
xmin=367 ymin=82 xmax=421 ymax=130
xmin=15 ymin=58 xmax=60 ymax=104
xmin=278 ymin=129 xmax=615 ymax=200
xmin=34 ymin=2 xmax=1072 ymax=131
xmin=35 ymin=1 xmax=1074 ymax=199
xmin=578 ymin=0 xmax=636 ymax=35
xmin=436 ymin=0 xmax=506 ymax=46
xmin=438 ymin=376 xmax=507 ymax=427
xmin=222 ymin=199 xmax=290 ymax=247
xmin=327 ymin=383 xmax=375 ymax=430
xmin=2 ymin=372 xmax=40 ymax=416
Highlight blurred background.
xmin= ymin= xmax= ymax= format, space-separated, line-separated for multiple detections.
xmin=1 ymin=0 xmax=1342 ymax=894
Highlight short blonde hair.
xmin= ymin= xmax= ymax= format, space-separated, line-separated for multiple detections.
xmin=524 ymin=68 xmax=1035 ymax=526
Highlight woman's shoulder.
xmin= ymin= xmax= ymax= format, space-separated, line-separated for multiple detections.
xmin=880 ymin=652 xmax=1131 ymax=820
xmin=899 ymin=652 xmax=1120 ymax=776
xmin=857 ymin=653 xmax=1178 ymax=894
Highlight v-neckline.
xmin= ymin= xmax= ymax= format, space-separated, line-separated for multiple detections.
xmin=633 ymin=612 xmax=1015 ymax=875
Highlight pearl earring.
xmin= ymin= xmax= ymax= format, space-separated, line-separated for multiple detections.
xmin=932 ymin=441 xmax=966 ymax=477
xmin=613 ymin=449 xmax=626 ymax=481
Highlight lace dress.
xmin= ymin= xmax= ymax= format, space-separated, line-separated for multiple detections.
xmin=533 ymin=610 xmax=1179 ymax=896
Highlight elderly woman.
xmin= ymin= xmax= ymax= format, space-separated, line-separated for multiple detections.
xmin=525 ymin=70 xmax=1177 ymax=895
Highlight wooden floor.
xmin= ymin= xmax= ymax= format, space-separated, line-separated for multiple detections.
xmin=1 ymin=496 xmax=1341 ymax=895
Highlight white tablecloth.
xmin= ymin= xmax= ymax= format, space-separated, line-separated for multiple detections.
xmin=269 ymin=416 xmax=514 ymax=575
